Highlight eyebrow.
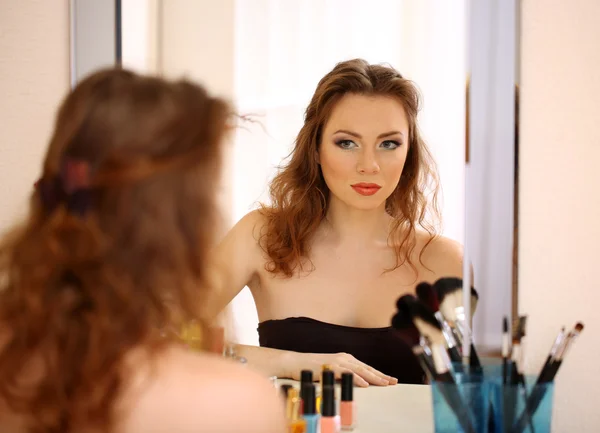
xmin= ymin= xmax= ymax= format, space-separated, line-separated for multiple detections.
xmin=333 ymin=129 xmax=404 ymax=139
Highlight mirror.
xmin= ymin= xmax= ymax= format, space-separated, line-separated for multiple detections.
xmin=225 ymin=0 xmax=470 ymax=347
xmin=70 ymin=0 xmax=520 ymax=399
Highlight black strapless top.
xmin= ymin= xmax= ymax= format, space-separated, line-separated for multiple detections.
xmin=257 ymin=317 xmax=426 ymax=384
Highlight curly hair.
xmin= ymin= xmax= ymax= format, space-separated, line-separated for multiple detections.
xmin=0 ymin=69 xmax=230 ymax=432
xmin=260 ymin=59 xmax=440 ymax=277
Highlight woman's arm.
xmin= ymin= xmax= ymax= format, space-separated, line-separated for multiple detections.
xmin=201 ymin=210 xmax=265 ymax=320
xmin=234 ymin=344 xmax=397 ymax=387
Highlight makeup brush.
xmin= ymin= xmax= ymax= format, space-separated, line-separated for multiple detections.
xmin=393 ymin=295 xmax=476 ymax=433
xmin=392 ymin=295 xmax=414 ymax=329
xmin=433 ymin=277 xmax=481 ymax=368
xmin=395 ymin=295 xmax=441 ymax=334
xmin=502 ymin=316 xmax=511 ymax=385
xmin=412 ymin=345 xmax=435 ymax=383
xmin=542 ymin=322 xmax=584 ymax=382
xmin=511 ymin=323 xmax=585 ymax=433
xmin=536 ymin=327 xmax=566 ymax=383
xmin=509 ymin=316 xmax=528 ymax=387
xmin=416 ymin=282 xmax=462 ymax=363
xmin=500 ymin=317 xmax=512 ymax=433
xmin=507 ymin=316 xmax=536 ymax=433
xmin=508 ymin=326 xmax=566 ymax=432
xmin=502 ymin=316 xmax=522 ymax=433
xmin=427 ymin=336 xmax=476 ymax=433
xmin=394 ymin=294 xmax=463 ymax=378
xmin=420 ymin=337 xmax=436 ymax=378
xmin=432 ymin=277 xmax=479 ymax=322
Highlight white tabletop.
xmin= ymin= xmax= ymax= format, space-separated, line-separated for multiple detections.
xmin=277 ymin=379 xmax=435 ymax=433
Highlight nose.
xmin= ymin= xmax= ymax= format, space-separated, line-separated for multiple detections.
xmin=356 ymin=149 xmax=380 ymax=174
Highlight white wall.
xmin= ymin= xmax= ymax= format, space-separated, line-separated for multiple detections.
xmin=0 ymin=0 xmax=70 ymax=232
xmin=160 ymin=0 xmax=235 ymax=98
xmin=519 ymin=0 xmax=600 ymax=431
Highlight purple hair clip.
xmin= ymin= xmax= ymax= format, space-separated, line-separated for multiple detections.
xmin=35 ymin=158 xmax=92 ymax=217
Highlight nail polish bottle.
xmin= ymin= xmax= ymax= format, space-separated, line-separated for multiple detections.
xmin=340 ymin=372 xmax=355 ymax=430
xmin=301 ymin=369 xmax=313 ymax=385
xmin=322 ymin=366 xmax=335 ymax=386
xmin=320 ymin=385 xmax=341 ymax=433
xmin=300 ymin=369 xmax=313 ymax=413
xmin=280 ymin=383 xmax=293 ymax=401
xmin=286 ymin=388 xmax=307 ymax=433
xmin=320 ymin=366 xmax=335 ymax=413
xmin=301 ymin=383 xmax=319 ymax=433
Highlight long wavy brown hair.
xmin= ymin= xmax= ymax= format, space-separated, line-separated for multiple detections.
xmin=0 ymin=69 xmax=230 ymax=432
xmin=260 ymin=59 xmax=440 ymax=277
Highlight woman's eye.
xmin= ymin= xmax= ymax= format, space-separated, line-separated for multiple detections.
xmin=380 ymin=140 xmax=401 ymax=150
xmin=335 ymin=139 xmax=357 ymax=149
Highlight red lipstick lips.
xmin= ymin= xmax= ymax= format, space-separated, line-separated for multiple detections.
xmin=351 ymin=183 xmax=381 ymax=196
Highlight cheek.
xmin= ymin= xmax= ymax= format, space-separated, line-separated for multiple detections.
xmin=320 ymin=149 xmax=355 ymax=181
xmin=388 ymin=158 xmax=406 ymax=177
xmin=381 ymin=153 xmax=408 ymax=184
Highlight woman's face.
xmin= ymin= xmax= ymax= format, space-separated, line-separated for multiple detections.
xmin=319 ymin=94 xmax=409 ymax=211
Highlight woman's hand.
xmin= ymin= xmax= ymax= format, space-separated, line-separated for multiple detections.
xmin=286 ymin=351 xmax=398 ymax=387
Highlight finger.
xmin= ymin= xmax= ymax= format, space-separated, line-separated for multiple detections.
xmin=343 ymin=361 xmax=391 ymax=386
xmin=347 ymin=358 xmax=397 ymax=384
xmin=332 ymin=367 xmax=369 ymax=388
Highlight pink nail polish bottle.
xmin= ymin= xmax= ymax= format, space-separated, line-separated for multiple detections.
xmin=340 ymin=373 xmax=355 ymax=430
xmin=320 ymin=385 xmax=340 ymax=433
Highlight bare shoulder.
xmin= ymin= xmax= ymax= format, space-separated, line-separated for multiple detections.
xmin=415 ymin=230 xmax=465 ymax=280
xmin=208 ymin=209 xmax=269 ymax=309
xmin=233 ymin=209 xmax=268 ymax=237
xmin=218 ymin=209 xmax=269 ymax=254
xmin=123 ymin=347 xmax=286 ymax=433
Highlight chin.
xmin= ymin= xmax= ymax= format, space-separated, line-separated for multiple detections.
xmin=343 ymin=197 xmax=387 ymax=211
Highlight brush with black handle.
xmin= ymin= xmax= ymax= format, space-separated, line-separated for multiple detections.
xmin=509 ymin=316 xmax=528 ymax=388
xmin=511 ymin=323 xmax=584 ymax=433
xmin=504 ymin=316 xmax=534 ymax=433
xmin=502 ymin=316 xmax=511 ymax=385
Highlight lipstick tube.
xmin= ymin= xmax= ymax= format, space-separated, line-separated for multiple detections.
xmin=340 ymin=373 xmax=355 ymax=430
xmin=320 ymin=385 xmax=340 ymax=433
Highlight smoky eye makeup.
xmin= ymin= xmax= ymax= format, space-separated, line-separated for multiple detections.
xmin=380 ymin=140 xmax=402 ymax=150
xmin=334 ymin=139 xmax=357 ymax=149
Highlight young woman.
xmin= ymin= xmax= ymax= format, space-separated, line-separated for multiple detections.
xmin=0 ymin=69 xmax=285 ymax=433
xmin=209 ymin=59 xmax=465 ymax=387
